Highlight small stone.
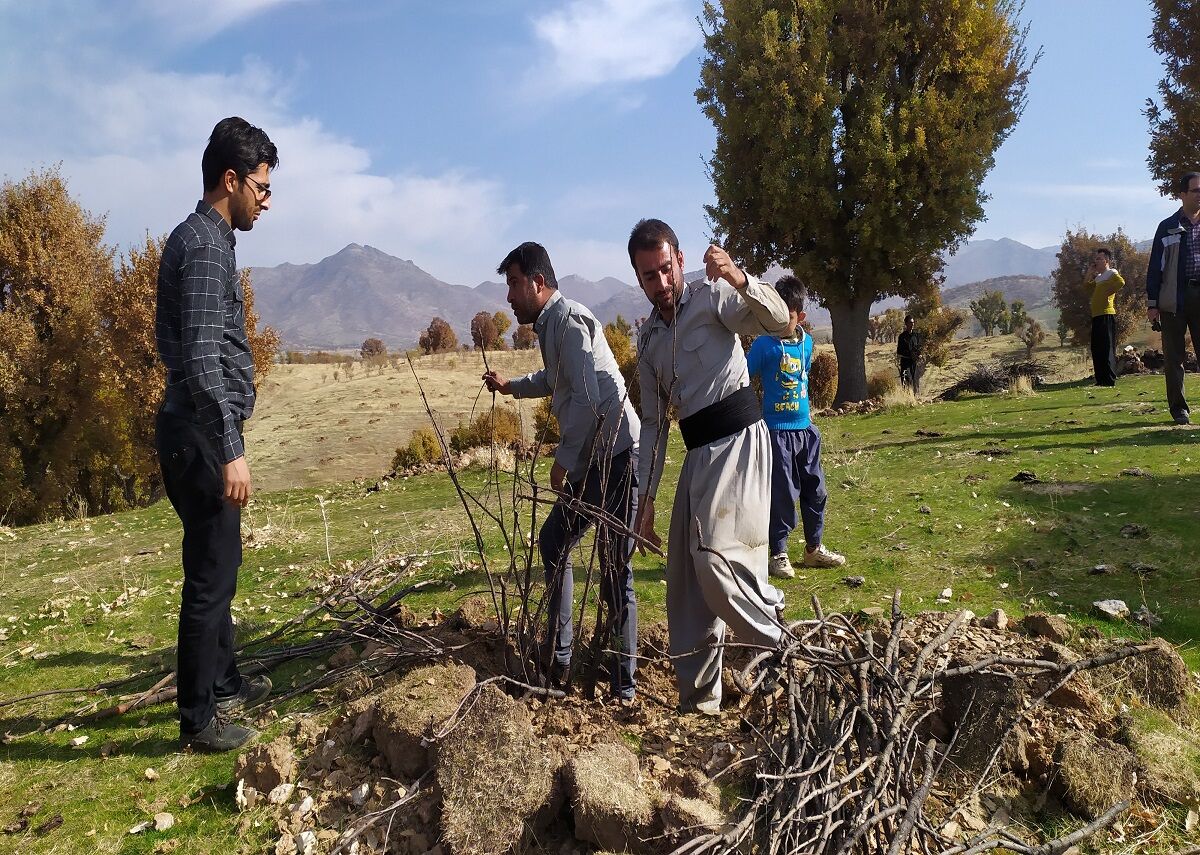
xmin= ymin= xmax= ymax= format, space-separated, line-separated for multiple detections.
xmin=1119 ymin=523 xmax=1148 ymax=538
xmin=858 ymin=606 xmax=885 ymax=621
xmin=1132 ymin=605 xmax=1162 ymax=627
xmin=1092 ymin=599 xmax=1129 ymax=621
xmin=295 ymin=830 xmax=318 ymax=855
xmin=144 ymin=768 xmax=159 ymax=781
xmin=1088 ymin=564 xmax=1116 ymax=576
xmin=293 ymin=795 xmax=314 ymax=817
xmin=153 ymin=812 xmax=174 ymax=832
xmin=940 ymin=588 xmax=953 ymax=600
xmin=977 ymin=608 xmax=1008 ymax=631
xmin=1011 ymin=470 xmax=1038 ymax=483
xmin=1130 ymin=561 xmax=1159 ymax=576
xmin=918 ymin=504 xmax=932 ymax=514
xmin=128 ymin=820 xmax=152 ymax=835
xmin=842 ymin=575 xmax=865 ymax=588
xmin=267 ymin=782 xmax=295 ymax=805
xmin=69 ymin=735 xmax=88 ymax=747
xmin=1022 ymin=613 xmax=1072 ymax=643
xmin=1119 ymin=467 xmax=1151 ymax=478
xmin=348 ymin=782 xmax=369 ymax=807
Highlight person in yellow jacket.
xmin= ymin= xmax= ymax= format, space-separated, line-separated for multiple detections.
xmin=1085 ymin=247 xmax=1125 ymax=386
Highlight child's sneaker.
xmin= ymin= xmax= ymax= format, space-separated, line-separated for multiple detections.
xmin=769 ymin=553 xmax=795 ymax=579
xmin=802 ymin=544 xmax=846 ymax=568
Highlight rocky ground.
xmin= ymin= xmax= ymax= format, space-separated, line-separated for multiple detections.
xmin=225 ymin=598 xmax=1200 ymax=855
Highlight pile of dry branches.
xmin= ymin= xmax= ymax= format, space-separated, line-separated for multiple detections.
xmin=676 ymin=592 xmax=1150 ymax=855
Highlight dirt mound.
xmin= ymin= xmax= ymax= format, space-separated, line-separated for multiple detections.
xmin=229 ymin=609 xmax=1198 ymax=854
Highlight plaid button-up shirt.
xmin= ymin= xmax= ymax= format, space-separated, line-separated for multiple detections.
xmin=1185 ymin=211 xmax=1200 ymax=281
xmin=155 ymin=202 xmax=255 ymax=463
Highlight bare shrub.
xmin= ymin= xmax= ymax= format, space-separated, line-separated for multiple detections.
xmin=808 ymin=350 xmax=838 ymax=409
xmin=866 ymin=369 xmax=899 ymax=400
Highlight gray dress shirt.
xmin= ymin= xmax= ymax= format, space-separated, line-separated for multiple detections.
xmin=508 ymin=290 xmax=640 ymax=483
xmin=636 ymin=275 xmax=791 ymax=498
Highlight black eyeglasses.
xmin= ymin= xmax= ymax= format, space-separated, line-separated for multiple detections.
xmin=242 ymin=174 xmax=271 ymax=200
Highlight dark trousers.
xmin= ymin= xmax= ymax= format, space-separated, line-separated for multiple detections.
xmin=1090 ymin=314 xmax=1118 ymax=387
xmin=539 ymin=448 xmax=638 ymax=699
xmin=768 ymin=425 xmax=827 ymax=556
xmin=1161 ymin=300 xmax=1200 ymax=420
xmin=899 ymin=358 xmax=919 ymax=394
xmin=155 ymin=410 xmax=244 ymax=735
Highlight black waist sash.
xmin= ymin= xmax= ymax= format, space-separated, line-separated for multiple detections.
xmin=678 ymin=385 xmax=762 ymax=451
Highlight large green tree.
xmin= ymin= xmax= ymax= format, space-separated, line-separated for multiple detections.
xmin=1145 ymin=0 xmax=1200 ymax=193
xmin=1051 ymin=229 xmax=1147 ymax=347
xmin=697 ymin=0 xmax=1035 ymax=402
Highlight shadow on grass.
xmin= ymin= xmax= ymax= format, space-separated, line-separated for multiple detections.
xmin=982 ymin=471 xmax=1200 ymax=656
xmin=0 ymin=706 xmax=182 ymax=762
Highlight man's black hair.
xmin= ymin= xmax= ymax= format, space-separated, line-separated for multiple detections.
xmin=904 ymin=313 xmax=915 ymax=324
xmin=1095 ymin=246 xmax=1113 ymax=261
xmin=627 ymin=218 xmax=680 ymax=267
xmin=497 ymin=241 xmax=558 ymax=289
xmin=1176 ymin=172 xmax=1200 ymax=194
xmin=202 ymin=117 xmax=279 ymax=192
xmin=773 ymin=275 xmax=806 ymax=313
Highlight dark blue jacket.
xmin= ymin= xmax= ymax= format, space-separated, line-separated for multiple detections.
xmin=1146 ymin=209 xmax=1193 ymax=311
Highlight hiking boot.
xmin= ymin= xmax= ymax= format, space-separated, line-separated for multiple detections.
xmin=769 ymin=553 xmax=795 ymax=579
xmin=216 ymin=674 xmax=272 ymax=714
xmin=181 ymin=713 xmax=257 ymax=753
xmin=802 ymin=544 xmax=847 ymax=568
xmin=1174 ymin=413 xmax=1191 ymax=426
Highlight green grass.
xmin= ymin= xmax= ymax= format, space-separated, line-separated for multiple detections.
xmin=2 ymin=372 xmax=1199 ymax=852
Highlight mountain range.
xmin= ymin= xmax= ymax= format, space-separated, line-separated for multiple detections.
xmin=247 ymin=237 xmax=1121 ymax=349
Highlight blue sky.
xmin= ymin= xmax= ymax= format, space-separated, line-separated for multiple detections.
xmin=0 ymin=0 xmax=1170 ymax=285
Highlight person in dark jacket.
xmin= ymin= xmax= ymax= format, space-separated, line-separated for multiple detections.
xmin=896 ymin=315 xmax=922 ymax=394
xmin=1146 ymin=171 xmax=1200 ymax=425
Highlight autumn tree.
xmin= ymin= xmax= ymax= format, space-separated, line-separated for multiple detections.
xmin=1019 ymin=318 xmax=1046 ymax=357
xmin=491 ymin=311 xmax=512 ymax=349
xmin=1145 ymin=0 xmax=1200 ymax=193
xmin=419 ymin=317 xmax=457 ymax=354
xmin=868 ymin=308 xmax=905 ymax=344
xmin=970 ymin=290 xmax=1009 ymax=336
xmin=1051 ymin=229 xmax=1148 ymax=346
xmin=240 ymin=268 xmax=280 ymax=379
xmin=1056 ymin=315 xmax=1070 ymax=347
xmin=604 ymin=319 xmax=640 ymax=413
xmin=360 ymin=337 xmax=387 ymax=361
xmin=512 ymin=324 xmax=537 ymax=350
xmin=697 ymin=0 xmax=1034 ymax=402
xmin=470 ymin=311 xmax=499 ymax=352
xmin=0 ymin=169 xmax=132 ymax=523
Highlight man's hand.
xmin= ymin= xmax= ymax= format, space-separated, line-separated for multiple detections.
xmin=550 ymin=461 xmax=567 ymax=494
xmin=222 ymin=456 xmax=252 ymax=508
xmin=482 ymin=371 xmax=512 ymax=394
xmin=1148 ymin=307 xmax=1160 ymax=324
xmin=703 ymin=245 xmax=748 ymax=290
xmin=633 ymin=497 xmax=661 ymax=555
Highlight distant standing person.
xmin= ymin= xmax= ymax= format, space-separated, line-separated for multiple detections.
xmin=156 ymin=117 xmax=277 ymax=751
xmin=482 ymin=242 xmax=641 ymax=701
xmin=745 ymin=276 xmax=846 ymax=580
xmin=630 ymin=218 xmax=792 ymax=715
xmin=896 ymin=314 xmax=922 ymax=393
xmin=1147 ymin=171 xmax=1200 ymax=425
xmin=1085 ymin=247 xmax=1125 ymax=387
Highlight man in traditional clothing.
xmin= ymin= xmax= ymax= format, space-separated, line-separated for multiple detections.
xmin=629 ymin=218 xmax=792 ymax=714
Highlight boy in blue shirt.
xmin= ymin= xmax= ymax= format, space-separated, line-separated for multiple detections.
xmin=746 ymin=276 xmax=846 ymax=578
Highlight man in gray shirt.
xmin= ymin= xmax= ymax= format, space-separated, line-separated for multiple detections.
xmin=483 ymin=242 xmax=641 ymax=700
xmin=630 ymin=218 xmax=791 ymax=715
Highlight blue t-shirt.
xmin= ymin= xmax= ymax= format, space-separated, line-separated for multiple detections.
xmin=747 ymin=333 xmax=813 ymax=429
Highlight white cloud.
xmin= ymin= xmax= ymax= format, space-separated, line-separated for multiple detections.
xmin=525 ymin=0 xmax=700 ymax=97
xmin=0 ymin=51 xmax=523 ymax=284
xmin=138 ymin=0 xmax=312 ymax=39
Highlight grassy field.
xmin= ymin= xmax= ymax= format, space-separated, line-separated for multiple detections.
xmin=2 ymin=338 xmax=1198 ymax=853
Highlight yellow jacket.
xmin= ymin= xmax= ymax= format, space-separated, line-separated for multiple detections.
xmin=1088 ymin=269 xmax=1124 ymax=316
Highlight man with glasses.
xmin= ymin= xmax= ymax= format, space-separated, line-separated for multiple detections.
xmin=1147 ymin=171 xmax=1200 ymax=425
xmin=156 ymin=117 xmax=277 ymax=751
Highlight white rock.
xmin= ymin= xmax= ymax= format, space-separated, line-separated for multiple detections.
xmin=940 ymin=588 xmax=953 ymax=600
xmin=293 ymin=795 xmax=314 ymax=817
xmin=267 ymin=782 xmax=296 ymax=805
xmin=70 ymin=735 xmax=88 ymax=747
xmin=1092 ymin=599 xmax=1130 ymax=621
xmin=296 ymin=830 xmax=318 ymax=855
xmin=153 ymin=812 xmax=174 ymax=831
xmin=128 ymin=820 xmax=152 ymax=835
xmin=977 ymin=608 xmax=1008 ymax=631
xmin=144 ymin=768 xmax=159 ymax=781
xmin=348 ymin=781 xmax=370 ymax=807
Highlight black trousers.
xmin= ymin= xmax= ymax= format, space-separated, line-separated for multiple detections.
xmin=1160 ymin=300 xmax=1200 ymax=420
xmin=1090 ymin=314 xmax=1118 ymax=387
xmin=155 ymin=410 xmax=244 ymax=735
xmin=899 ymin=358 xmax=919 ymax=394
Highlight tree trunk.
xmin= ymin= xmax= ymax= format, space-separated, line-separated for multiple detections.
xmin=828 ymin=297 xmax=874 ymax=404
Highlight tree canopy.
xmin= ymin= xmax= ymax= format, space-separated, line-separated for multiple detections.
xmin=697 ymin=0 xmax=1035 ymax=402
xmin=1145 ymin=0 xmax=1200 ymax=194
xmin=1051 ymin=229 xmax=1147 ymax=347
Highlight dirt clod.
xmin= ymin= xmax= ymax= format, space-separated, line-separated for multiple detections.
xmin=235 ymin=738 xmax=297 ymax=794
